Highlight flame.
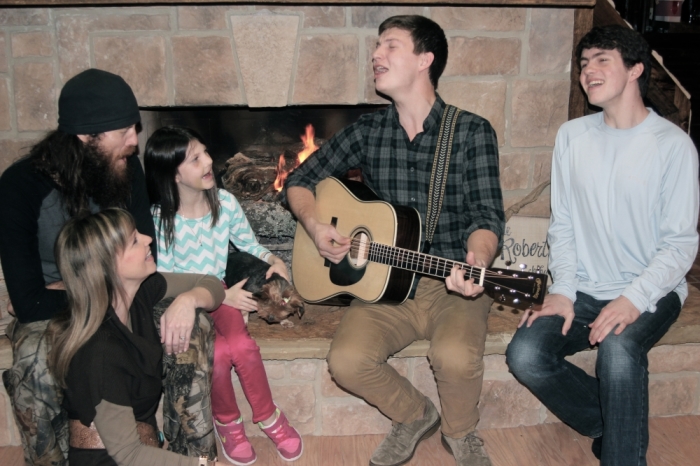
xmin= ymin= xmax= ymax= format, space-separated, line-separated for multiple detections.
xmin=273 ymin=154 xmax=287 ymax=191
xmin=274 ymin=124 xmax=319 ymax=192
xmin=297 ymin=124 xmax=318 ymax=164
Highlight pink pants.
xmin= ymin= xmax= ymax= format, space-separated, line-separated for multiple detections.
xmin=210 ymin=300 xmax=276 ymax=424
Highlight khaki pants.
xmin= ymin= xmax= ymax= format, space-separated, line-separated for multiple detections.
xmin=327 ymin=277 xmax=491 ymax=438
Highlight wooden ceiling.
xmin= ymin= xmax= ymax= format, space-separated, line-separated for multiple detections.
xmin=1 ymin=0 xmax=596 ymax=7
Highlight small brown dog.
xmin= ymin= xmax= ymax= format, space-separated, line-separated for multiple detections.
xmin=225 ymin=251 xmax=304 ymax=327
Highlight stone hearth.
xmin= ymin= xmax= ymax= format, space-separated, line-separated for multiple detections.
xmin=3 ymin=240 xmax=700 ymax=443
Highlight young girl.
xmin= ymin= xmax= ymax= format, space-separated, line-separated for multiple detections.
xmin=144 ymin=126 xmax=302 ymax=465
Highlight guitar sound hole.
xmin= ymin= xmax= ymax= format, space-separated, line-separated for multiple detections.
xmin=349 ymin=231 xmax=370 ymax=268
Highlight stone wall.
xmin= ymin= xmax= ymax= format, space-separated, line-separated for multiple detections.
xmin=2 ymin=342 xmax=699 ymax=443
xmin=0 ymin=5 xmax=575 ymax=215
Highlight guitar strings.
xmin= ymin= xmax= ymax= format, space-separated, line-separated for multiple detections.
xmin=348 ymin=239 xmax=538 ymax=279
xmin=347 ymin=239 xmax=541 ymax=298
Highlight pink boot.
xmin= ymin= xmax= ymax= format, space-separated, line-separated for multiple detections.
xmin=214 ymin=417 xmax=257 ymax=465
xmin=258 ymin=408 xmax=303 ymax=461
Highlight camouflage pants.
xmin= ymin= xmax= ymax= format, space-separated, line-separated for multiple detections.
xmin=2 ymin=319 xmax=69 ymax=466
xmin=153 ymin=298 xmax=217 ymax=459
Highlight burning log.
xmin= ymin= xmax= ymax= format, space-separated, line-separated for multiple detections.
xmin=221 ymin=124 xmax=322 ymax=201
xmin=274 ymin=124 xmax=319 ymax=191
xmin=221 ymin=153 xmax=278 ymax=201
xmin=278 ymin=148 xmax=302 ymax=177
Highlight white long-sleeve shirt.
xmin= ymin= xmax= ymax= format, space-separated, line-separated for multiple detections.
xmin=547 ymin=110 xmax=699 ymax=313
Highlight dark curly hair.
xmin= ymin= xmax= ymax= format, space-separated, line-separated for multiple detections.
xmin=378 ymin=15 xmax=448 ymax=90
xmin=576 ymin=25 xmax=652 ymax=97
xmin=30 ymin=130 xmax=132 ymax=217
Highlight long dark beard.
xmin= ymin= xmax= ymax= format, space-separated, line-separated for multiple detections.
xmin=81 ymin=139 xmax=134 ymax=209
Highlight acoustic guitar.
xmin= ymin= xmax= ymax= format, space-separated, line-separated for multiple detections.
xmin=292 ymin=177 xmax=547 ymax=306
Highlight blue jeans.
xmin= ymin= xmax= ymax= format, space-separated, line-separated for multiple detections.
xmin=506 ymin=291 xmax=681 ymax=466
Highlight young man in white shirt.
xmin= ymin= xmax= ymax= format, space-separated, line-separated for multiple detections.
xmin=503 ymin=25 xmax=699 ymax=465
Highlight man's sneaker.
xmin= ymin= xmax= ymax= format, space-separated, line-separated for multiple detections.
xmin=214 ymin=417 xmax=257 ymax=465
xmin=258 ymin=408 xmax=303 ymax=461
xmin=369 ymin=396 xmax=440 ymax=466
xmin=441 ymin=432 xmax=492 ymax=466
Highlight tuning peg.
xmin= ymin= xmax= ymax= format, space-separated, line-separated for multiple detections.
xmin=513 ymin=298 xmax=520 ymax=304
xmin=519 ymin=263 xmax=527 ymax=271
xmin=505 ymin=261 xmax=512 ymax=270
xmin=499 ymin=295 xmax=506 ymax=302
xmin=494 ymin=286 xmax=501 ymax=291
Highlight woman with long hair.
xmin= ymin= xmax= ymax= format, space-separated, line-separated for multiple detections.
xmin=48 ymin=208 xmax=225 ymax=466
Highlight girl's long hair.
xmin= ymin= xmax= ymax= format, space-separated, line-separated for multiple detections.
xmin=144 ymin=126 xmax=220 ymax=250
xmin=47 ymin=208 xmax=134 ymax=388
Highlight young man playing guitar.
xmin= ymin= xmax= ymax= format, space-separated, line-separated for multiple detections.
xmin=283 ymin=15 xmax=504 ymax=466
xmin=505 ymin=26 xmax=699 ymax=465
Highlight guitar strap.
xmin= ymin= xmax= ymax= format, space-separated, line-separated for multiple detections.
xmin=423 ymin=104 xmax=461 ymax=254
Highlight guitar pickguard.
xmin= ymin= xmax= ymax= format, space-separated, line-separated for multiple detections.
xmin=329 ymin=255 xmax=367 ymax=286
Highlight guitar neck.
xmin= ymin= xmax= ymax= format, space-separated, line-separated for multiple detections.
xmin=363 ymin=240 xmax=547 ymax=305
xmin=368 ymin=242 xmax=486 ymax=285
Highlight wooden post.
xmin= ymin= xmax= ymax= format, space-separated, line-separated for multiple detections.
xmin=592 ymin=0 xmax=691 ymax=131
xmin=568 ymin=7 xmax=595 ymax=121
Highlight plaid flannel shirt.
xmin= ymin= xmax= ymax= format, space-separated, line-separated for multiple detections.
xmin=283 ymin=95 xmax=504 ymax=296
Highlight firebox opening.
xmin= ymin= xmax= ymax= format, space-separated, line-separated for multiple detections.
xmin=140 ymin=105 xmax=387 ymax=176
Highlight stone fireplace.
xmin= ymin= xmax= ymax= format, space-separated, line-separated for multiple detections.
xmin=0 ymin=2 xmax=586 ymax=442
xmin=0 ymin=4 xmax=578 ymax=218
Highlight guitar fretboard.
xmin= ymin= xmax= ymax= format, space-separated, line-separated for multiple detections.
xmin=368 ymin=242 xmax=483 ymax=280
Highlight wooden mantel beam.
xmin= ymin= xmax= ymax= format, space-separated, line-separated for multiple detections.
xmin=0 ymin=0 xmax=597 ymax=7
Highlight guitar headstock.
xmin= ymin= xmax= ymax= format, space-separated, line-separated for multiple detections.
xmin=481 ymin=266 xmax=548 ymax=306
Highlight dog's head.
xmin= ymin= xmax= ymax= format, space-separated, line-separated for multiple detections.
xmin=254 ymin=277 xmax=305 ymax=324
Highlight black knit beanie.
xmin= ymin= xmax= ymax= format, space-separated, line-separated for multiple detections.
xmin=58 ymin=68 xmax=140 ymax=135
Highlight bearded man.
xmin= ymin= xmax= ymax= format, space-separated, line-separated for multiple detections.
xmin=0 ymin=68 xmax=155 ymax=465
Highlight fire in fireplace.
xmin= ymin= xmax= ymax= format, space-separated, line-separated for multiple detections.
xmin=142 ymin=105 xmax=384 ymax=180
xmin=274 ymin=124 xmax=319 ymax=192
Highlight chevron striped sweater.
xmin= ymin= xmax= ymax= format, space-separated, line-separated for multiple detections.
xmin=152 ymin=189 xmax=270 ymax=280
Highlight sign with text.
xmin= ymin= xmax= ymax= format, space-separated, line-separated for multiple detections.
xmin=492 ymin=216 xmax=550 ymax=284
